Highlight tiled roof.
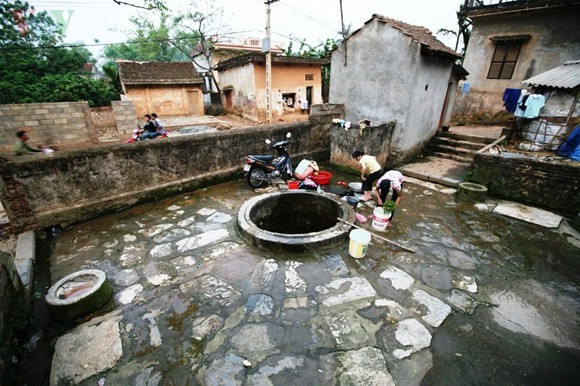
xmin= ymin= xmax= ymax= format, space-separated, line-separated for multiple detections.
xmin=215 ymin=53 xmax=329 ymax=71
xmin=117 ymin=60 xmax=202 ymax=86
xmin=352 ymin=14 xmax=462 ymax=61
xmin=523 ymin=60 xmax=580 ymax=89
xmin=374 ymin=14 xmax=462 ymax=60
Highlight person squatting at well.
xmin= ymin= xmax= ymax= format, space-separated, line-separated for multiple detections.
xmin=352 ymin=150 xmax=384 ymax=201
xmin=375 ymin=170 xmax=404 ymax=219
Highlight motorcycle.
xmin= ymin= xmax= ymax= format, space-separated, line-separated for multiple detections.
xmin=243 ymin=132 xmax=293 ymax=188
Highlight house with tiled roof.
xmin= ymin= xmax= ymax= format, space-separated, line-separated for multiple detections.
xmin=117 ymin=60 xmax=204 ymax=117
xmin=329 ymin=14 xmax=464 ymax=165
xmin=215 ymin=53 xmax=328 ymax=121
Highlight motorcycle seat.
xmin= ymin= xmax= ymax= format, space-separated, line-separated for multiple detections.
xmin=251 ymin=155 xmax=275 ymax=162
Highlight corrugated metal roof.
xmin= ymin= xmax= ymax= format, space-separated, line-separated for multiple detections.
xmin=522 ymin=60 xmax=580 ymax=89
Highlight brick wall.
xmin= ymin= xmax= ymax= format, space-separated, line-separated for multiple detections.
xmin=466 ymin=153 xmax=580 ymax=215
xmin=0 ymin=102 xmax=95 ymax=151
xmin=112 ymin=100 xmax=138 ymax=138
xmin=0 ymin=120 xmax=330 ymax=232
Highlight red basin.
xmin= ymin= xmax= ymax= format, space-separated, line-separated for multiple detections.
xmin=310 ymin=171 xmax=333 ymax=185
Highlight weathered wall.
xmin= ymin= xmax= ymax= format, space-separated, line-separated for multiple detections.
xmin=255 ymin=63 xmax=324 ymax=114
xmin=0 ymin=118 xmax=331 ymax=232
xmin=466 ymin=152 xmax=580 ymax=214
xmin=219 ymin=62 xmax=324 ymax=120
xmin=331 ymin=120 xmax=397 ymax=171
xmin=329 ymin=18 xmax=455 ymax=158
xmin=125 ymin=84 xmax=204 ymax=117
xmin=456 ymin=5 xmax=580 ymax=116
xmin=0 ymin=251 xmax=26 ymax=385
xmin=0 ymin=102 xmax=95 ymax=151
xmin=219 ymin=64 xmax=258 ymax=119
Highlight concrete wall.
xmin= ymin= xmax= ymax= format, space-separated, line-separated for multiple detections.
xmin=0 ymin=102 xmax=95 ymax=151
xmin=456 ymin=5 xmax=580 ymax=117
xmin=0 ymin=114 xmax=333 ymax=232
xmin=124 ymin=84 xmax=204 ymax=117
xmin=329 ymin=18 xmax=455 ymax=159
xmin=466 ymin=152 xmax=580 ymax=214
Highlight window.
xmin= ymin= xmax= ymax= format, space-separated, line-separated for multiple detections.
xmin=487 ymin=41 xmax=522 ymax=79
xmin=305 ymin=74 xmax=314 ymax=81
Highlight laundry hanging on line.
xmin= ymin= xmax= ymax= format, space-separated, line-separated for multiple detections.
xmin=503 ymin=88 xmax=521 ymax=113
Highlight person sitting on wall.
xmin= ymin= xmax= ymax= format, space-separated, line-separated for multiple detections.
xmin=294 ymin=159 xmax=319 ymax=180
xmin=14 ymin=130 xmax=43 ymax=156
xmin=139 ymin=114 xmax=161 ymax=141
xmin=352 ymin=150 xmax=384 ymax=201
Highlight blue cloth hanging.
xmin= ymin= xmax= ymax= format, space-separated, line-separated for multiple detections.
xmin=557 ymin=125 xmax=580 ymax=161
xmin=503 ymin=88 xmax=521 ymax=113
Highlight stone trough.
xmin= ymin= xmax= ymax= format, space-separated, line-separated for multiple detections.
xmin=237 ymin=191 xmax=356 ymax=253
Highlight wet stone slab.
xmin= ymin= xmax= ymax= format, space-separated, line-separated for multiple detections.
xmin=44 ymin=175 xmax=580 ymax=385
xmin=319 ymin=346 xmax=396 ymax=385
xmin=50 ymin=313 xmax=123 ymax=386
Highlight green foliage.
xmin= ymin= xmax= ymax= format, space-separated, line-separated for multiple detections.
xmin=103 ymin=15 xmax=188 ymax=62
xmin=0 ymin=0 xmax=118 ymax=106
xmin=437 ymin=3 xmax=472 ymax=58
xmin=382 ymin=201 xmax=397 ymax=214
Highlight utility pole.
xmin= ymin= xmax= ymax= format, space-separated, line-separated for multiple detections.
xmin=264 ymin=0 xmax=279 ymax=123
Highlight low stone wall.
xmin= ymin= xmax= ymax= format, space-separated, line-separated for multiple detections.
xmin=0 ymin=102 xmax=96 ymax=151
xmin=331 ymin=118 xmax=397 ymax=171
xmin=466 ymin=152 xmax=580 ymax=215
xmin=0 ymin=119 xmax=330 ymax=232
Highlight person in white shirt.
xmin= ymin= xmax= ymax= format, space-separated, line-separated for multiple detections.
xmin=375 ymin=170 xmax=404 ymax=218
xmin=294 ymin=159 xmax=319 ymax=180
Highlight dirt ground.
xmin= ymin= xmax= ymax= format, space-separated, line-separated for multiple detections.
xmin=90 ymin=107 xmax=309 ymax=140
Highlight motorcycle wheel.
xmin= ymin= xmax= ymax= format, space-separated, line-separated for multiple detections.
xmin=247 ymin=167 xmax=267 ymax=189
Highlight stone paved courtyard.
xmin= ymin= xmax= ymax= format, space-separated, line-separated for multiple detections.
xmin=43 ymin=165 xmax=580 ymax=385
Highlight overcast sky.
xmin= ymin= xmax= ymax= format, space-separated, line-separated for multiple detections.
xmin=29 ymin=0 xmax=463 ymax=58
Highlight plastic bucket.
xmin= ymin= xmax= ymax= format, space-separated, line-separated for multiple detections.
xmin=372 ymin=207 xmax=391 ymax=231
xmin=348 ymin=229 xmax=371 ymax=259
xmin=288 ymin=181 xmax=299 ymax=190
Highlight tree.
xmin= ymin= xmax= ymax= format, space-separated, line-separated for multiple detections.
xmin=103 ymin=15 xmax=188 ymax=62
xmin=171 ymin=2 xmax=225 ymax=97
xmin=0 ymin=0 xmax=119 ymax=106
xmin=437 ymin=2 xmax=471 ymax=60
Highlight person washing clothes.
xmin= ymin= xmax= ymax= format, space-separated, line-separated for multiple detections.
xmin=14 ymin=130 xmax=44 ymax=155
xmin=352 ymin=150 xmax=384 ymax=201
xmin=294 ymin=159 xmax=319 ymax=180
xmin=375 ymin=170 xmax=404 ymax=219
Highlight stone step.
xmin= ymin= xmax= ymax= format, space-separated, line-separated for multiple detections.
xmin=431 ymin=151 xmax=474 ymax=164
xmin=438 ymin=132 xmax=494 ymax=144
xmin=432 ymin=136 xmax=486 ymax=151
xmin=426 ymin=143 xmax=478 ymax=158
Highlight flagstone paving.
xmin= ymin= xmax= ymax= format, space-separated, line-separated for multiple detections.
xmin=44 ymin=166 xmax=580 ymax=385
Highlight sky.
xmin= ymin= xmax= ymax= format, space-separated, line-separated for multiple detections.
xmin=29 ymin=0 xmax=463 ymax=58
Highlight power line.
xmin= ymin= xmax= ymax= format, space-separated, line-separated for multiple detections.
xmin=278 ymin=0 xmax=339 ymax=34
xmin=0 ymin=29 xmax=259 ymax=51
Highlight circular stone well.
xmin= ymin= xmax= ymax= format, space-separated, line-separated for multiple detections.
xmin=237 ymin=191 xmax=356 ymax=252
